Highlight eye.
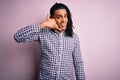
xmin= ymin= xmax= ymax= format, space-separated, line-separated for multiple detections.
xmin=56 ymin=16 xmax=60 ymax=19
xmin=55 ymin=15 xmax=62 ymax=19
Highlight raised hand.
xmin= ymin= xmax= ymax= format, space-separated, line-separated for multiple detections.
xmin=40 ymin=15 xmax=62 ymax=31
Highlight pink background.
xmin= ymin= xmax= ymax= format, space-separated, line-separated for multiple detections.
xmin=0 ymin=0 xmax=120 ymax=80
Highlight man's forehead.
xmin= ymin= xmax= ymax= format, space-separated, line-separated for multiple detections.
xmin=54 ymin=9 xmax=67 ymax=15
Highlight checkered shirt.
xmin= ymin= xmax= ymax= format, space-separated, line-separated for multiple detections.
xmin=14 ymin=24 xmax=85 ymax=80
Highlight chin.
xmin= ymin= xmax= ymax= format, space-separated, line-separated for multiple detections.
xmin=61 ymin=26 xmax=67 ymax=30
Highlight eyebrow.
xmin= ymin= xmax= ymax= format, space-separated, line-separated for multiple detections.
xmin=55 ymin=14 xmax=62 ymax=17
xmin=55 ymin=14 xmax=67 ymax=17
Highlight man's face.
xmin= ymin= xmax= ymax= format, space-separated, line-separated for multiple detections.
xmin=53 ymin=9 xmax=68 ymax=31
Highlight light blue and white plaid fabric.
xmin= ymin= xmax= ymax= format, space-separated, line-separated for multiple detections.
xmin=14 ymin=24 xmax=85 ymax=80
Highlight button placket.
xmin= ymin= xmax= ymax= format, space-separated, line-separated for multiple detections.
xmin=56 ymin=33 xmax=63 ymax=79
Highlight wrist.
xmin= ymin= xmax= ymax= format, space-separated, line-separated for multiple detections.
xmin=40 ymin=21 xmax=47 ymax=29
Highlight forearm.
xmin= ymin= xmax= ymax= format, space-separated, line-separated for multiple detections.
xmin=73 ymin=50 xmax=85 ymax=80
xmin=72 ymin=34 xmax=86 ymax=80
xmin=14 ymin=24 xmax=41 ymax=43
xmin=73 ymin=59 xmax=85 ymax=80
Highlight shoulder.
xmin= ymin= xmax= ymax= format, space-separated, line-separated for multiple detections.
xmin=72 ymin=32 xmax=80 ymax=44
xmin=73 ymin=32 xmax=79 ymax=39
xmin=40 ymin=28 xmax=51 ymax=33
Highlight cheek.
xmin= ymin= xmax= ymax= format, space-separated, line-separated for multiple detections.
xmin=66 ymin=19 xmax=68 ymax=23
xmin=66 ymin=18 xmax=68 ymax=22
xmin=55 ymin=19 xmax=61 ymax=24
xmin=65 ymin=18 xmax=68 ymax=22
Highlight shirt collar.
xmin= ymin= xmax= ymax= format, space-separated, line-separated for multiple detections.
xmin=50 ymin=28 xmax=65 ymax=35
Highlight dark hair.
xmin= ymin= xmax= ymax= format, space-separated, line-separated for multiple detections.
xmin=50 ymin=3 xmax=74 ymax=37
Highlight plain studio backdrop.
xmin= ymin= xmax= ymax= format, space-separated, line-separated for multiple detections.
xmin=0 ymin=0 xmax=120 ymax=80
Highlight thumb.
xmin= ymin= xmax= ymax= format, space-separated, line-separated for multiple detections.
xmin=46 ymin=14 xmax=50 ymax=20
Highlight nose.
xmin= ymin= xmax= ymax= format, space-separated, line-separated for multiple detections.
xmin=61 ymin=17 xmax=65 ymax=22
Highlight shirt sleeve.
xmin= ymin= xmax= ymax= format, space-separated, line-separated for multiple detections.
xmin=72 ymin=34 xmax=86 ymax=80
xmin=14 ymin=24 xmax=41 ymax=43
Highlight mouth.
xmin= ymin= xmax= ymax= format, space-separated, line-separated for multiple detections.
xmin=61 ymin=23 xmax=66 ymax=27
xmin=59 ymin=23 xmax=66 ymax=28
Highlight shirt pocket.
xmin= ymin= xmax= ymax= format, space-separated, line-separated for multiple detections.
xmin=64 ymin=38 xmax=74 ymax=53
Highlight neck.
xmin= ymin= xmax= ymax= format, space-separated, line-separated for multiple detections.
xmin=54 ymin=29 xmax=63 ymax=33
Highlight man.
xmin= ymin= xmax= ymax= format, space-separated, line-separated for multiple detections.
xmin=14 ymin=3 xmax=85 ymax=80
